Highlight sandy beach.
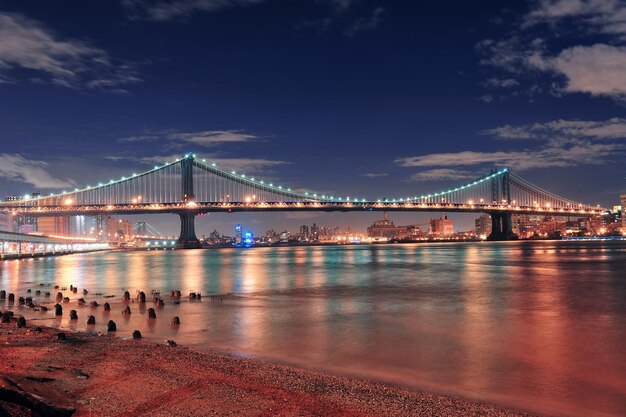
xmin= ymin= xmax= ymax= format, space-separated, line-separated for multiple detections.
xmin=0 ymin=317 xmax=540 ymax=417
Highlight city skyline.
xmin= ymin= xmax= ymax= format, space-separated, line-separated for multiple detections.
xmin=1 ymin=1 xmax=626 ymax=234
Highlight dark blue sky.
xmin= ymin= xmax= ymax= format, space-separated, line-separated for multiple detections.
xmin=1 ymin=0 xmax=625 ymax=235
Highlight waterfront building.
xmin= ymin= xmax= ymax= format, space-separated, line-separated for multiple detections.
xmin=474 ymin=214 xmax=491 ymax=239
xmin=105 ymin=217 xmax=133 ymax=241
xmin=621 ymin=193 xmax=626 ymax=230
xmin=4 ymin=194 xmax=38 ymax=233
xmin=38 ymin=216 xmax=70 ymax=236
xmin=430 ymin=214 xmax=454 ymax=237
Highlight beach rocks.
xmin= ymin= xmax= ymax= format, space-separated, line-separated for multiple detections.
xmin=87 ymin=315 xmax=96 ymax=325
xmin=83 ymin=289 xmax=88 ymax=295
xmin=0 ymin=290 xmax=5 ymax=299
xmin=62 ymin=297 xmax=70 ymax=304
xmin=166 ymin=340 xmax=177 ymax=347
xmin=103 ymin=303 xmax=111 ymax=312
xmin=56 ymin=292 xmax=63 ymax=302
xmin=35 ymin=290 xmax=41 ymax=295
xmin=171 ymin=290 xmax=181 ymax=298
xmin=39 ymin=306 xmax=48 ymax=312
xmin=137 ymin=291 xmax=146 ymax=303
xmin=122 ymin=306 xmax=131 ymax=315
xmin=147 ymin=308 xmax=156 ymax=319
xmin=170 ymin=316 xmax=180 ymax=325
xmin=1 ymin=311 xmax=12 ymax=323
xmin=189 ymin=292 xmax=197 ymax=300
xmin=26 ymin=289 xmax=31 ymax=293
xmin=123 ymin=291 xmax=130 ymax=302
xmin=156 ymin=299 xmax=165 ymax=308
xmin=132 ymin=330 xmax=142 ymax=339
xmin=18 ymin=296 xmax=25 ymax=305
xmin=107 ymin=320 xmax=116 ymax=332
xmin=69 ymin=310 xmax=78 ymax=320
xmin=8 ymin=293 xmax=14 ymax=302
xmin=45 ymin=292 xmax=51 ymax=297
xmin=16 ymin=316 xmax=26 ymax=328
xmin=54 ymin=304 xmax=63 ymax=316
xmin=90 ymin=301 xmax=99 ymax=308
xmin=77 ymin=298 xmax=86 ymax=306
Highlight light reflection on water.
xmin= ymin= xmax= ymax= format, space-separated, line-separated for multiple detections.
xmin=2 ymin=241 xmax=626 ymax=417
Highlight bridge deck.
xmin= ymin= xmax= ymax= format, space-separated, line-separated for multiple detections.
xmin=0 ymin=201 xmax=606 ymax=217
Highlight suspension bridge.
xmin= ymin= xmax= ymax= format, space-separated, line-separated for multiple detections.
xmin=0 ymin=153 xmax=607 ymax=248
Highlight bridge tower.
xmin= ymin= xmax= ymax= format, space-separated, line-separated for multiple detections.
xmin=175 ymin=154 xmax=202 ymax=249
xmin=487 ymin=168 xmax=517 ymax=241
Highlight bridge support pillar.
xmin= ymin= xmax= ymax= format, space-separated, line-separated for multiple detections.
xmin=175 ymin=212 xmax=202 ymax=249
xmin=487 ymin=212 xmax=518 ymax=241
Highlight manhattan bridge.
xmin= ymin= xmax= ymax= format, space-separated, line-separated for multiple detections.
xmin=0 ymin=153 xmax=606 ymax=248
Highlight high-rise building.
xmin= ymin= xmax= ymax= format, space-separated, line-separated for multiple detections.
xmin=474 ymin=214 xmax=491 ymax=239
xmin=298 ymin=225 xmax=309 ymax=240
xmin=4 ymin=194 xmax=38 ymax=233
xmin=0 ymin=212 xmax=10 ymax=232
xmin=621 ymin=193 xmax=626 ymax=230
xmin=38 ymin=216 xmax=70 ymax=236
xmin=430 ymin=213 xmax=454 ymax=236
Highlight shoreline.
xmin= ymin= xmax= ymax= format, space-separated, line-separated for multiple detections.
xmin=0 ymin=321 xmax=541 ymax=417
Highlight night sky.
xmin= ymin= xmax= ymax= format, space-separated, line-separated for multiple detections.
xmin=1 ymin=0 xmax=625 ymax=236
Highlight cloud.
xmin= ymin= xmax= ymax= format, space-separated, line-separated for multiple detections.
xmin=482 ymin=78 xmax=519 ymax=88
xmin=119 ymin=130 xmax=260 ymax=147
xmin=134 ymin=153 xmax=289 ymax=173
xmin=362 ymin=172 xmax=388 ymax=178
xmin=125 ymin=0 xmax=363 ymax=20
xmin=409 ymin=169 xmax=475 ymax=181
xmin=0 ymin=154 xmax=77 ymax=189
xmin=122 ymin=0 xmax=264 ymax=20
xmin=344 ymin=7 xmax=384 ymax=37
xmin=396 ymin=140 xmax=625 ymax=171
xmin=477 ymin=0 xmax=626 ymax=100
xmin=527 ymin=0 xmax=626 ymax=37
xmin=482 ymin=118 xmax=626 ymax=140
xmin=548 ymin=44 xmax=626 ymax=97
xmin=0 ymin=12 xmax=141 ymax=91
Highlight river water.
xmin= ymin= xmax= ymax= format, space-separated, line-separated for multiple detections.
xmin=1 ymin=241 xmax=625 ymax=417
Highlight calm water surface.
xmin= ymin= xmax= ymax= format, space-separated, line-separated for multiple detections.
xmin=1 ymin=241 xmax=625 ymax=417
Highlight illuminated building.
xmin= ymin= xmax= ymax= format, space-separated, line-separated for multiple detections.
xmin=621 ymin=193 xmax=626 ymax=230
xmin=0 ymin=212 xmax=10 ymax=232
xmin=367 ymin=212 xmax=425 ymax=240
xmin=105 ymin=216 xmax=132 ymax=241
xmin=430 ymin=214 xmax=454 ymax=237
xmin=474 ymin=214 xmax=491 ymax=239
xmin=4 ymin=194 xmax=38 ymax=233
xmin=38 ymin=216 xmax=70 ymax=236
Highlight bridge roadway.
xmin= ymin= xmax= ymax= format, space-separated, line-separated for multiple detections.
xmin=2 ymin=200 xmax=606 ymax=217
